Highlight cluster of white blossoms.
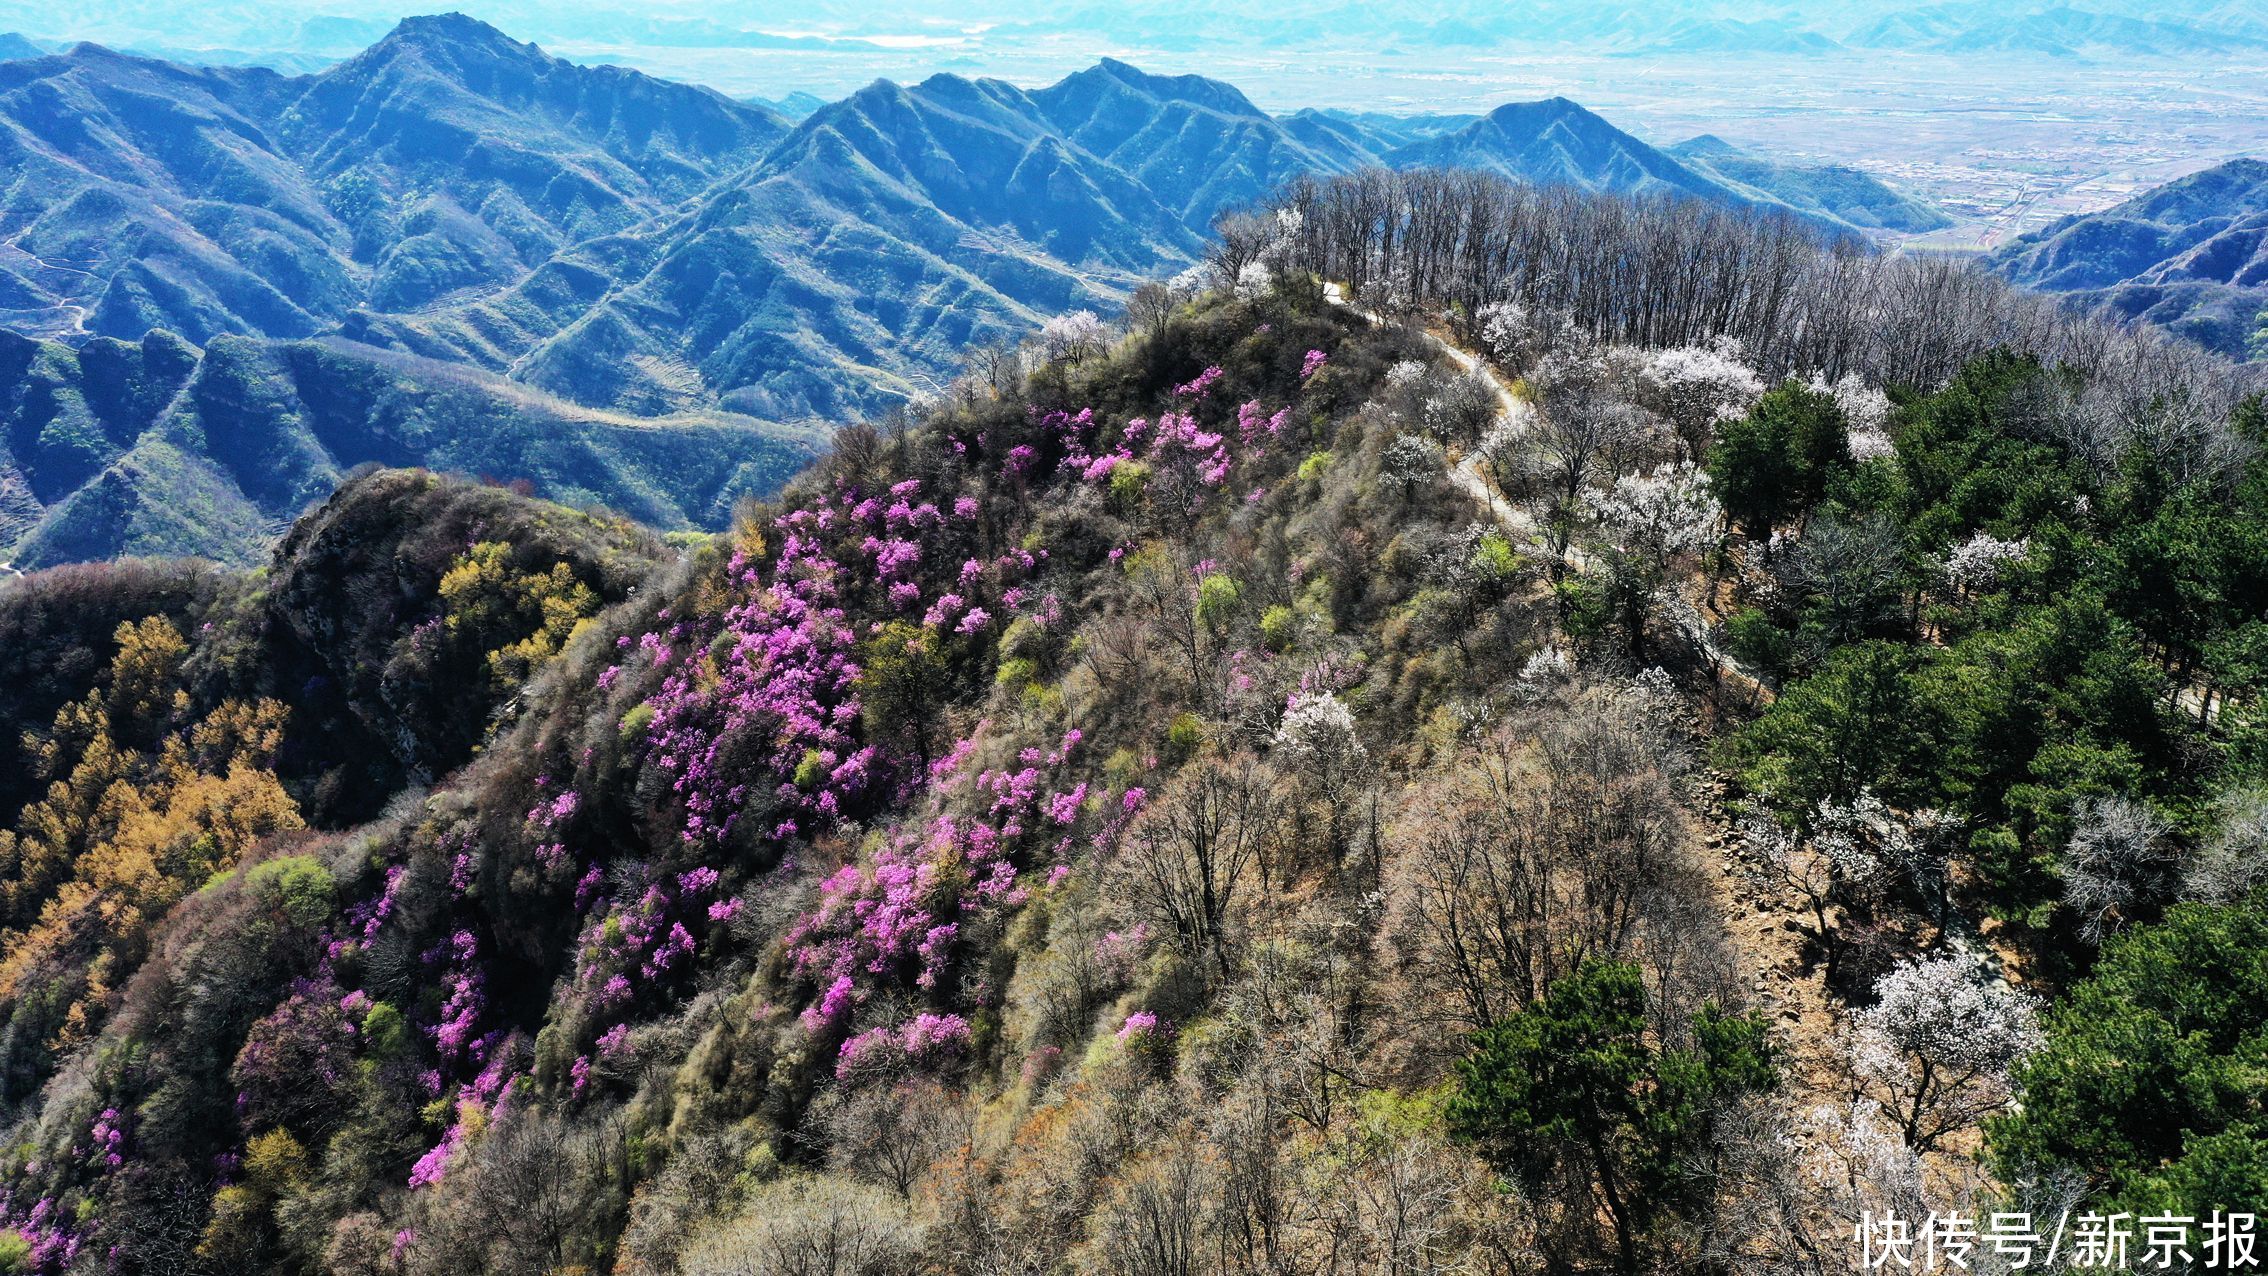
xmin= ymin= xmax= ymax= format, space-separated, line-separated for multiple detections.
xmin=1582 ymin=461 xmax=1722 ymax=560
xmin=1037 ymin=309 xmax=1109 ymax=364
xmin=1812 ymin=788 xmax=1951 ymax=888
xmin=1167 ymin=264 xmax=1212 ymax=298
xmin=1854 ymin=954 xmax=2043 ymax=1079
xmin=1274 ymin=690 xmax=1366 ymax=773
xmin=1380 ymin=433 xmax=1445 ymax=491
xmin=1234 ymin=259 xmax=1273 ymax=303
xmin=2062 ymin=794 xmax=2174 ymax=943
xmin=1640 ymin=339 xmax=1765 ymax=431
xmin=1514 ymin=645 xmax=1576 ymax=700
xmin=1476 ymin=298 xmax=1578 ymax=368
xmin=1808 ymin=370 xmax=1897 ymax=460
xmin=1943 ymin=530 xmax=2030 ymax=592
xmin=1384 ymin=359 xmax=1430 ymax=389
xmin=2184 ymin=786 xmax=2268 ymax=903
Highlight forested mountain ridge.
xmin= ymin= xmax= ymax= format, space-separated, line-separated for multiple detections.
xmin=0 ymin=167 xmax=2259 ymax=1271
xmin=1984 ymin=157 xmax=2268 ymax=361
xmin=0 ymin=326 xmax=827 ymax=568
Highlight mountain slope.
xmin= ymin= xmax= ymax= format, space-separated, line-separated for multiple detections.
xmin=0 ymin=16 xmax=790 ymax=344
xmin=0 ymin=326 xmax=826 ymax=567
xmin=0 ymin=44 xmax=348 ymax=345
xmin=1670 ymin=135 xmax=1952 ymax=234
xmin=1031 ymin=58 xmax=1374 ymax=233
xmin=347 ymin=52 xmax=1403 ymax=421
xmin=0 ymin=15 xmax=1962 ymax=566
xmin=1384 ymin=98 xmax=1775 ymax=210
xmin=285 ymin=14 xmax=788 ymax=310
xmin=1984 ymin=157 xmax=2268 ymax=359
xmin=350 ymin=68 xmax=1202 ymax=420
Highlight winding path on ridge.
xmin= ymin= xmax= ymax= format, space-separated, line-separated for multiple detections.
xmin=1321 ymin=282 xmax=1544 ymax=547
xmin=1322 ymin=281 xmax=1847 ymax=1095
xmin=1324 ymin=282 xmax=1762 ymax=692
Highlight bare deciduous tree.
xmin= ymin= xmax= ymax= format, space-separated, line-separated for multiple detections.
xmin=678 ymin=1176 xmax=924 ymax=1276
xmin=1112 ymin=755 xmax=1278 ymax=976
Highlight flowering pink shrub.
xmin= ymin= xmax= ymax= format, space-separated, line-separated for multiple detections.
xmin=639 ymin=526 xmax=879 ymax=844
xmin=0 ymin=1197 xmax=79 ymax=1270
xmin=408 ymin=1111 xmax=470 ymax=1189
xmin=834 ymin=1012 xmax=973 ymax=1081
xmin=1174 ymin=366 xmax=1224 ymax=400
xmin=788 ymin=730 xmax=1091 ymax=1028
xmin=1235 ymin=399 xmax=1290 ymax=449
xmin=87 ymin=1110 xmax=125 ymax=1171
xmin=1301 ymin=349 xmax=1328 ymax=379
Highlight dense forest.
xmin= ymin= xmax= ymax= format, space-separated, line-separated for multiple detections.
xmin=0 ymin=168 xmax=2261 ymax=1275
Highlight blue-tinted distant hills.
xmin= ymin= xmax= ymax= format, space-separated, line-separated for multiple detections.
xmin=1984 ymin=158 xmax=2268 ymax=359
xmin=0 ymin=12 xmax=1955 ymax=564
xmin=1669 ymin=136 xmax=1953 ymax=234
xmin=1384 ymin=98 xmax=1770 ymax=208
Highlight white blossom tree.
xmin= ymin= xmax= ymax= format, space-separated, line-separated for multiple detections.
xmin=1584 ymin=462 xmax=1721 ymax=565
xmin=2182 ymin=785 xmax=2268 ymax=903
xmin=1845 ymin=955 xmax=2042 ymax=1154
xmin=1638 ymin=339 xmax=1764 ymax=462
xmin=1581 ymin=462 xmax=1722 ymax=659
xmin=1037 ymin=309 xmax=1109 ymax=366
xmin=1476 ymin=299 xmax=1575 ymax=372
xmin=1380 ymin=433 xmax=1446 ymax=494
xmin=1943 ymin=531 xmax=2029 ymax=596
xmin=1234 ymin=260 xmax=1273 ymax=303
xmin=1275 ymin=691 xmax=1370 ymax=870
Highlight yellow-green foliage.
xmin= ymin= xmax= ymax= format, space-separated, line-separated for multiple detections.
xmin=1259 ymin=604 xmax=1297 ymax=651
xmin=0 ymin=618 xmax=301 ymax=1059
xmin=1470 ymin=530 xmax=1519 ymax=584
xmin=438 ymin=540 xmax=601 ymax=693
xmin=618 ymin=701 xmax=655 ymax=741
xmin=247 ymin=856 xmax=335 ymax=930
xmin=1107 ymin=461 xmax=1151 ymax=510
xmin=1166 ymin=711 xmax=1206 ymax=762
xmin=1195 ymin=573 xmax=1242 ymax=631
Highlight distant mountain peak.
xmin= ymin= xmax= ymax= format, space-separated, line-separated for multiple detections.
xmin=1066 ymin=57 xmax=1268 ymax=119
xmin=359 ymin=12 xmax=542 ymax=71
xmin=382 ymin=12 xmax=525 ymax=48
xmin=1673 ymin=134 xmax=1746 ymax=158
xmin=1484 ymin=97 xmax=1609 ymax=131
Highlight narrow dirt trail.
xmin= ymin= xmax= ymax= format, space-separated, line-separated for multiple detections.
xmin=1321 ymin=283 xmax=1542 ymax=545
xmin=1323 ymin=280 xmax=1840 ymax=1104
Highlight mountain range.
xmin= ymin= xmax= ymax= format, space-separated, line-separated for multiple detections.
xmin=1984 ymin=157 xmax=2268 ymax=361
xmin=0 ymin=13 xmax=1953 ymax=566
xmin=0 ymin=326 xmax=825 ymax=568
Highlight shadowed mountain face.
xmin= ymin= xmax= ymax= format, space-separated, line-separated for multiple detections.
xmin=0 ymin=326 xmax=826 ymax=568
xmin=0 ymin=13 xmax=1957 ymax=564
xmin=1985 ymin=158 xmax=2268 ymax=359
xmin=1384 ymin=98 xmax=1768 ymax=207
xmin=1669 ymin=135 xmax=1953 ymax=234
